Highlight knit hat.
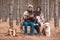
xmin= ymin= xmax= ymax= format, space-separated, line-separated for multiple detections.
xmin=28 ymin=4 xmax=33 ymax=8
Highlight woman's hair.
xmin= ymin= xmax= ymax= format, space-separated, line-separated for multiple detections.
xmin=36 ymin=6 xmax=41 ymax=11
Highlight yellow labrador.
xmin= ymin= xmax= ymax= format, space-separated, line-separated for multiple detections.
xmin=8 ymin=28 xmax=16 ymax=36
xmin=42 ymin=22 xmax=51 ymax=37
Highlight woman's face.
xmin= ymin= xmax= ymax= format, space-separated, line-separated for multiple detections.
xmin=37 ymin=8 xmax=41 ymax=12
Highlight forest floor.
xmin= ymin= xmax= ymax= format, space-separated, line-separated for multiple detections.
xmin=0 ymin=18 xmax=60 ymax=40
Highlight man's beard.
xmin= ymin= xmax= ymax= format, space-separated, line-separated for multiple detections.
xmin=27 ymin=10 xmax=33 ymax=14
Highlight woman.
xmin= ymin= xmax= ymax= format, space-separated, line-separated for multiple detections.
xmin=34 ymin=6 xmax=45 ymax=36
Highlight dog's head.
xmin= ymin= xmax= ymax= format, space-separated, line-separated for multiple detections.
xmin=44 ymin=22 xmax=50 ymax=29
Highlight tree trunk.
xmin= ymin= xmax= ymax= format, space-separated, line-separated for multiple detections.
xmin=54 ymin=0 xmax=59 ymax=27
xmin=9 ymin=0 xmax=14 ymax=28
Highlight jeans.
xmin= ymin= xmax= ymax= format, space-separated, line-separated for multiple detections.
xmin=34 ymin=23 xmax=41 ymax=35
xmin=23 ymin=21 xmax=34 ymax=35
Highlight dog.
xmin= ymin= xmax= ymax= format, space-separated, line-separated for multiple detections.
xmin=42 ymin=22 xmax=50 ymax=37
xmin=8 ymin=28 xmax=16 ymax=36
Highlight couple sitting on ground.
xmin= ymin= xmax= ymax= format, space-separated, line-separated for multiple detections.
xmin=21 ymin=4 xmax=49 ymax=36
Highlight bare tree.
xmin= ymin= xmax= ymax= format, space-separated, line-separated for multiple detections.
xmin=9 ymin=0 xmax=14 ymax=28
xmin=54 ymin=0 xmax=59 ymax=28
xmin=16 ymin=0 xmax=20 ymax=25
xmin=0 ymin=0 xmax=1 ymax=19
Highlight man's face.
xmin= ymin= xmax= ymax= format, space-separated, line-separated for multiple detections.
xmin=28 ymin=7 xmax=32 ymax=11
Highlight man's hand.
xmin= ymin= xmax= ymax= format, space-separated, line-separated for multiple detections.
xmin=23 ymin=15 xmax=29 ymax=19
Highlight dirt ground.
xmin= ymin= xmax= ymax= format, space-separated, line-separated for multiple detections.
xmin=0 ymin=18 xmax=60 ymax=40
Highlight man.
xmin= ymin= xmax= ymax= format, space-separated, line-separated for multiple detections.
xmin=23 ymin=4 xmax=34 ymax=35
